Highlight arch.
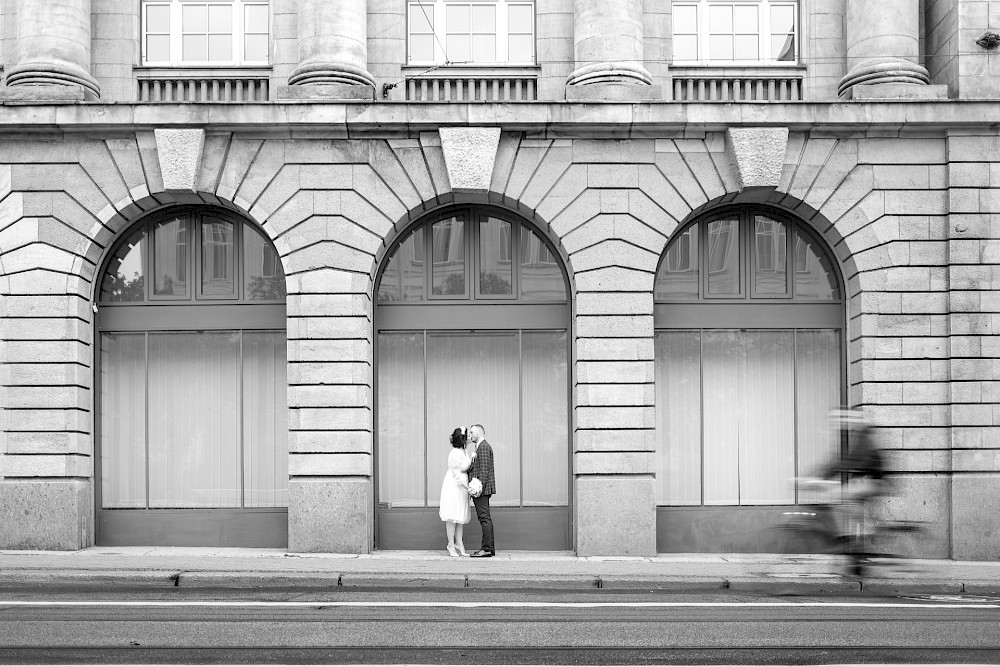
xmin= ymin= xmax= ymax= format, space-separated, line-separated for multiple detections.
xmin=94 ymin=203 xmax=288 ymax=547
xmin=373 ymin=203 xmax=573 ymax=551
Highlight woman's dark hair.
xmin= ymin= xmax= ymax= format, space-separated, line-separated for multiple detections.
xmin=450 ymin=427 xmax=466 ymax=448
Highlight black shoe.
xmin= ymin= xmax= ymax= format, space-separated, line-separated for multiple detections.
xmin=470 ymin=550 xmax=494 ymax=558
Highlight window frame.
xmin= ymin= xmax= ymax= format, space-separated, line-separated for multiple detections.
xmin=141 ymin=0 xmax=271 ymax=67
xmin=671 ymin=0 xmax=798 ymax=66
xmin=407 ymin=0 xmax=536 ymax=67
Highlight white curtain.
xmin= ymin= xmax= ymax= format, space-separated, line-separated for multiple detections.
xmin=654 ymin=330 xmax=702 ymax=505
xmin=100 ymin=333 xmax=147 ymax=508
xmin=796 ymin=330 xmax=842 ymax=502
xmin=521 ymin=331 xmax=568 ymax=506
xmin=377 ymin=332 xmax=426 ymax=507
xmin=242 ymin=332 xmax=288 ymax=508
xmin=702 ymin=330 xmax=741 ymax=504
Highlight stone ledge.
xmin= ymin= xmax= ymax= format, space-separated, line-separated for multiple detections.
xmin=277 ymin=83 xmax=376 ymax=101
xmin=848 ymin=83 xmax=949 ymax=100
xmin=566 ymin=83 xmax=663 ymax=101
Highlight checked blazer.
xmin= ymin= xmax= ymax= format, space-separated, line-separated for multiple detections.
xmin=470 ymin=439 xmax=496 ymax=496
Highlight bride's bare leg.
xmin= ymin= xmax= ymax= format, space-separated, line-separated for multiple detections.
xmin=455 ymin=523 xmax=466 ymax=555
xmin=445 ymin=520 xmax=456 ymax=547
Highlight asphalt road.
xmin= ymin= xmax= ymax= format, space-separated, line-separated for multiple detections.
xmin=1 ymin=588 xmax=999 ymax=664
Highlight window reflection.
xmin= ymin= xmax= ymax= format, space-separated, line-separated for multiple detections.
xmin=519 ymin=227 xmax=565 ymax=301
xmin=243 ymin=225 xmax=285 ymax=301
xmin=378 ymin=228 xmax=425 ymax=301
xmin=707 ymin=218 xmax=740 ymax=295
xmin=753 ymin=216 xmax=787 ymax=295
xmin=794 ymin=232 xmax=839 ymax=300
xmin=432 ymin=218 xmax=465 ymax=295
xmin=656 ymin=226 xmax=699 ymax=300
xmin=153 ymin=217 xmax=189 ymax=296
xmin=101 ymin=228 xmax=147 ymax=302
xmin=202 ymin=219 xmax=235 ymax=296
xmin=480 ymin=218 xmax=513 ymax=296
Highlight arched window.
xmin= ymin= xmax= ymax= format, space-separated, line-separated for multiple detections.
xmin=96 ymin=208 xmax=287 ymax=547
xmin=653 ymin=206 xmax=843 ymax=549
xmin=375 ymin=207 xmax=571 ymax=550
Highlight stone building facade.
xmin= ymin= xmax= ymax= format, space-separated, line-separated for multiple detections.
xmin=0 ymin=0 xmax=998 ymax=559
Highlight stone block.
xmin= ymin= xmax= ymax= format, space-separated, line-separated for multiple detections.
xmin=289 ymin=453 xmax=371 ymax=477
xmin=725 ymin=127 xmax=788 ymax=190
xmin=575 ymin=383 xmax=654 ymax=407
xmin=565 ymin=84 xmax=662 ymax=101
xmin=575 ymin=405 xmax=654 ymax=429
xmin=575 ymin=451 xmax=654 ymax=475
xmin=289 ymin=430 xmax=372 ymax=454
xmin=576 ymin=360 xmax=654 ymax=384
xmin=575 ymin=429 xmax=655 ymax=452
xmin=288 ymin=477 xmax=372 ymax=553
xmin=277 ymin=84 xmax=376 ymax=101
xmin=849 ymin=83 xmax=948 ymax=100
xmin=575 ymin=476 xmax=655 ymax=556
xmin=952 ymin=473 xmax=1000 ymax=560
xmin=576 ymin=337 xmax=654 ymax=361
xmin=154 ymin=129 xmax=205 ymax=191
xmin=3 ymin=454 xmax=92 ymax=478
xmin=438 ymin=127 xmax=501 ymax=192
xmin=289 ymin=406 xmax=371 ymax=431
xmin=0 ymin=480 xmax=92 ymax=549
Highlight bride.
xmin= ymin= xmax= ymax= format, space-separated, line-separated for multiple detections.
xmin=439 ymin=426 xmax=472 ymax=556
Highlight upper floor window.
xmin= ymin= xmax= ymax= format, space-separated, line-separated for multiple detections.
xmin=408 ymin=1 xmax=535 ymax=66
xmin=672 ymin=1 xmax=797 ymax=65
xmin=142 ymin=0 xmax=270 ymax=66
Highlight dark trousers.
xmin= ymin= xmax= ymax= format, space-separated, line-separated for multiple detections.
xmin=472 ymin=494 xmax=494 ymax=553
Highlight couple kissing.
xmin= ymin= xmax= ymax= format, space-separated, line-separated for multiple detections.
xmin=438 ymin=424 xmax=495 ymax=557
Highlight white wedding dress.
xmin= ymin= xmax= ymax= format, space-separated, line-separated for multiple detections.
xmin=438 ymin=448 xmax=471 ymax=523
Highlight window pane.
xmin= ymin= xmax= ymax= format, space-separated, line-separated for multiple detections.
xmin=655 ymin=330 xmax=702 ymax=505
xmin=377 ymin=332 xmax=426 ymax=507
xmin=432 ymin=218 xmax=465 ymax=296
xmin=703 ymin=330 xmax=740 ymax=504
xmin=707 ymin=218 xmax=740 ymax=294
xmin=447 ymin=4 xmax=470 ymax=31
xmin=153 ymin=217 xmax=189 ymax=296
xmin=208 ymin=4 xmax=232 ymax=32
xmin=656 ymin=226 xmax=699 ymax=300
xmin=520 ymin=228 xmax=565 ymax=300
xmin=753 ymin=216 xmax=787 ymax=295
xmin=183 ymin=34 xmax=208 ymax=61
xmin=772 ymin=34 xmax=795 ymax=61
xmin=182 ymin=4 xmax=207 ymax=32
xmin=472 ymin=34 xmax=496 ymax=62
xmin=410 ymin=4 xmax=434 ymax=32
xmin=147 ymin=4 xmax=170 ymax=28
xmin=245 ymin=33 xmax=268 ymax=61
xmin=508 ymin=4 xmax=533 ymax=32
xmin=795 ymin=330 xmax=842 ymax=504
xmin=379 ymin=227 xmax=425 ymax=301
xmin=673 ymin=4 xmax=698 ymax=33
xmin=242 ymin=331 xmax=288 ymax=508
xmin=243 ymin=225 xmax=285 ymax=301
xmin=734 ymin=34 xmax=758 ymax=60
xmin=522 ymin=331 xmax=569 ymax=506
xmin=734 ymin=5 xmax=758 ymax=32
xmin=410 ymin=34 xmax=434 ymax=61
xmin=100 ymin=333 xmax=148 ymax=508
xmin=245 ymin=4 xmax=269 ymax=32
xmin=472 ymin=4 xmax=496 ymax=32
xmin=101 ymin=228 xmax=146 ymax=302
xmin=508 ymin=34 xmax=533 ymax=62
xmin=708 ymin=4 xmax=732 ymax=32
xmin=146 ymin=34 xmax=170 ymax=61
xmin=709 ymin=34 xmax=733 ymax=60
xmin=794 ymin=232 xmax=839 ymax=300
xmin=771 ymin=5 xmax=795 ymax=33
xmin=673 ymin=34 xmax=698 ymax=60
xmin=208 ymin=34 xmax=233 ymax=61
xmin=480 ymin=218 xmax=512 ymax=295
xmin=202 ymin=219 xmax=235 ymax=296
xmin=447 ymin=34 xmax=470 ymax=62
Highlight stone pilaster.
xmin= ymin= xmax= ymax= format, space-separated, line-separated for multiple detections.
xmin=4 ymin=0 xmax=100 ymax=100
xmin=839 ymin=0 xmax=944 ymax=99
xmin=565 ymin=0 xmax=660 ymax=100
xmin=282 ymin=0 xmax=375 ymax=100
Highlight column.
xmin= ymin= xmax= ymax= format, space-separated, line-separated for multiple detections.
xmin=4 ymin=0 xmax=100 ymax=100
xmin=565 ymin=0 xmax=660 ymax=100
xmin=284 ymin=0 xmax=375 ymax=99
xmin=838 ymin=0 xmax=943 ymax=99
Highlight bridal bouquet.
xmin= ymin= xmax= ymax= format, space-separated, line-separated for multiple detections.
xmin=468 ymin=478 xmax=483 ymax=498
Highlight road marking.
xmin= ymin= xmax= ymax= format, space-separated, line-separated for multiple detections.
xmin=1 ymin=600 xmax=998 ymax=609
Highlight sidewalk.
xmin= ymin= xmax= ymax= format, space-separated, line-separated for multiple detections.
xmin=1 ymin=548 xmax=999 ymax=596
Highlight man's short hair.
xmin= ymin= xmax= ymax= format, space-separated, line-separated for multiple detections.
xmin=470 ymin=424 xmax=485 ymax=438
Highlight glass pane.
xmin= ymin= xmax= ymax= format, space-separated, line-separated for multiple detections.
xmin=101 ymin=227 xmax=146 ymax=302
xmin=771 ymin=5 xmax=795 ymax=33
xmin=208 ymin=4 xmax=232 ymax=32
xmin=707 ymin=218 xmax=740 ymax=294
xmin=702 ymin=330 xmax=740 ymax=504
xmin=208 ymin=34 xmax=233 ymax=61
xmin=508 ymin=34 xmax=533 ymax=62
xmin=709 ymin=34 xmax=732 ymax=60
xmin=242 ymin=331 xmax=288 ymax=508
xmin=201 ymin=219 xmax=235 ymax=296
xmin=379 ymin=227 xmax=425 ymax=301
xmin=245 ymin=4 xmax=269 ymax=32
xmin=147 ymin=4 xmax=170 ymax=29
xmin=740 ymin=331 xmax=795 ymax=504
xmin=245 ymin=33 xmax=268 ymax=61
xmin=100 ymin=333 xmax=147 ymax=508
xmin=377 ymin=332 xmax=426 ymax=507
xmin=183 ymin=34 xmax=208 ymax=61
xmin=753 ymin=216 xmax=787 ymax=295
xmin=734 ymin=34 xmax=758 ymax=60
xmin=146 ymin=34 xmax=170 ymax=62
xmin=153 ymin=217 xmax=189 ymax=296
xmin=654 ymin=330 xmax=702 ymax=505
xmin=522 ymin=331 xmax=568 ymax=506
xmin=479 ymin=218 xmax=512 ymax=295
xmin=673 ymin=34 xmax=698 ymax=61
xmin=520 ymin=228 xmax=565 ymax=300
xmin=655 ymin=226 xmax=699 ymax=300
xmin=427 ymin=332 xmax=520 ymax=507
xmin=446 ymin=34 xmax=470 ymax=62
xmin=734 ymin=5 xmax=758 ymax=31
xmin=795 ymin=330 xmax=842 ymax=503
xmin=472 ymin=34 xmax=496 ymax=62
xmin=182 ymin=4 xmax=207 ymax=32
xmin=772 ymin=34 xmax=795 ymax=61
xmin=410 ymin=4 xmax=434 ymax=32
xmin=410 ymin=34 xmax=434 ymax=61
xmin=472 ymin=4 xmax=496 ymax=32
xmin=432 ymin=218 xmax=465 ymax=296
xmin=708 ymin=4 xmax=732 ymax=32
xmin=673 ymin=4 xmax=697 ymax=33
xmin=243 ymin=225 xmax=285 ymax=301
xmin=147 ymin=332 xmax=240 ymax=508
xmin=508 ymin=4 xmax=533 ymax=33
xmin=447 ymin=4 xmax=470 ymax=32
xmin=794 ymin=232 xmax=839 ymax=300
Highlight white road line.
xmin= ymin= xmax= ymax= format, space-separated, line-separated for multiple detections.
xmin=0 ymin=600 xmax=997 ymax=609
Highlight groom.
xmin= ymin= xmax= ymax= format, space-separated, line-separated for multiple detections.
xmin=467 ymin=424 xmax=495 ymax=557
